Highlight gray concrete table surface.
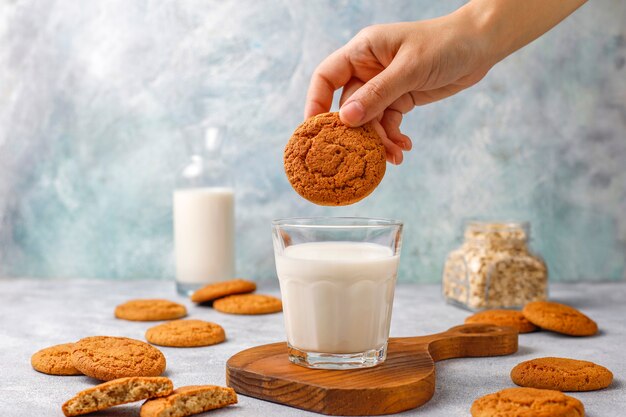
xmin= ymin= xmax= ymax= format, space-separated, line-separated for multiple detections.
xmin=0 ymin=279 xmax=624 ymax=416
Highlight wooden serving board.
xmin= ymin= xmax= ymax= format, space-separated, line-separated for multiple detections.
xmin=226 ymin=324 xmax=518 ymax=415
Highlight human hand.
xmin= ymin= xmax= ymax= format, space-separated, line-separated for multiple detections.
xmin=305 ymin=12 xmax=493 ymax=165
xmin=304 ymin=0 xmax=587 ymax=165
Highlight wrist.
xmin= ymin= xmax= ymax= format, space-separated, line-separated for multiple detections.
xmin=451 ymin=0 xmax=508 ymax=66
xmin=454 ymin=0 xmax=588 ymax=65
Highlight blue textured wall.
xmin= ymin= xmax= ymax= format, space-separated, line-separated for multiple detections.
xmin=0 ymin=1 xmax=624 ymax=282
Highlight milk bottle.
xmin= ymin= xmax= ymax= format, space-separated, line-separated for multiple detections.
xmin=174 ymin=126 xmax=235 ymax=295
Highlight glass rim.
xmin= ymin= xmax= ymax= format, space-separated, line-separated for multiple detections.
xmin=272 ymin=216 xmax=403 ymax=228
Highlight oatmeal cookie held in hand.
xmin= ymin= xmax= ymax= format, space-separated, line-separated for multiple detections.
xmin=284 ymin=112 xmax=386 ymax=206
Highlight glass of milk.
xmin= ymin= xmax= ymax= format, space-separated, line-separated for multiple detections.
xmin=174 ymin=125 xmax=235 ymax=296
xmin=272 ymin=217 xmax=403 ymax=369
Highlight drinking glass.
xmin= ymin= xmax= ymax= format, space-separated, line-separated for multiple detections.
xmin=272 ymin=217 xmax=403 ymax=369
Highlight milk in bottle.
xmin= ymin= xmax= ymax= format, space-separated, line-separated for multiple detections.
xmin=174 ymin=126 xmax=235 ymax=295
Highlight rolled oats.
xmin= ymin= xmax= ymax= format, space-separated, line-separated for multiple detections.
xmin=443 ymin=222 xmax=547 ymax=310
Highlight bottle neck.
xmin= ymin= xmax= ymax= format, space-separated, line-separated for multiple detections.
xmin=185 ymin=126 xmax=223 ymax=159
xmin=178 ymin=125 xmax=231 ymax=188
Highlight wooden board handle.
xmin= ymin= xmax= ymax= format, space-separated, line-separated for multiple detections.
xmin=395 ymin=323 xmax=519 ymax=362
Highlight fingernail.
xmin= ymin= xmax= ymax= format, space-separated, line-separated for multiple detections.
xmin=340 ymin=101 xmax=365 ymax=126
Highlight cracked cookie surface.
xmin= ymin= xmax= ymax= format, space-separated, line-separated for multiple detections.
xmin=31 ymin=343 xmax=82 ymax=376
xmin=471 ymin=387 xmax=584 ymax=417
xmin=145 ymin=319 xmax=226 ymax=347
xmin=71 ymin=336 xmax=166 ymax=381
xmin=465 ymin=309 xmax=537 ymax=333
xmin=190 ymin=279 xmax=256 ymax=303
xmin=511 ymin=357 xmax=613 ymax=391
xmin=522 ymin=301 xmax=597 ymax=336
xmin=284 ymin=112 xmax=386 ymax=206
xmin=115 ymin=299 xmax=187 ymax=321
xmin=213 ymin=294 xmax=282 ymax=315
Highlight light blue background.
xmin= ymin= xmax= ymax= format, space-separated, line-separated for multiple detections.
xmin=0 ymin=1 xmax=624 ymax=282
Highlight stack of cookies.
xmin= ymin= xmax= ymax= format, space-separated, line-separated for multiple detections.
xmin=190 ymin=278 xmax=283 ymax=315
xmin=31 ymin=336 xmax=167 ymax=382
xmin=465 ymin=301 xmax=612 ymax=417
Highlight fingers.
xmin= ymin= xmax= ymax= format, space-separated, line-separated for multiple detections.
xmin=380 ymin=109 xmax=412 ymax=151
xmin=339 ymin=59 xmax=411 ymax=127
xmin=371 ymin=119 xmax=404 ymax=165
xmin=304 ymin=48 xmax=353 ymax=119
xmin=339 ymin=78 xmax=364 ymax=107
xmin=387 ymin=92 xmax=416 ymax=115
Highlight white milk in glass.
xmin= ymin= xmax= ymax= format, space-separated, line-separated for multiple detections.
xmin=275 ymin=241 xmax=399 ymax=354
xmin=174 ymin=187 xmax=234 ymax=286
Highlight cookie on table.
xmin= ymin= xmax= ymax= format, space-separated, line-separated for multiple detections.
xmin=190 ymin=279 xmax=256 ymax=303
xmin=71 ymin=336 xmax=166 ymax=381
xmin=284 ymin=112 xmax=387 ymax=206
xmin=145 ymin=319 xmax=226 ymax=347
xmin=62 ymin=376 xmax=173 ymax=416
xmin=511 ymin=357 xmax=613 ymax=391
xmin=115 ymin=299 xmax=187 ymax=321
xmin=471 ymin=387 xmax=584 ymax=417
xmin=522 ymin=301 xmax=598 ymax=336
xmin=465 ymin=309 xmax=537 ymax=334
xmin=140 ymin=385 xmax=237 ymax=417
xmin=31 ymin=343 xmax=82 ymax=376
xmin=213 ymin=294 xmax=282 ymax=315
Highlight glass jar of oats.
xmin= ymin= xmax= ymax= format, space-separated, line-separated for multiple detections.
xmin=442 ymin=221 xmax=547 ymax=311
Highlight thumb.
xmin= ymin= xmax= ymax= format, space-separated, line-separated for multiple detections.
xmin=339 ymin=60 xmax=411 ymax=127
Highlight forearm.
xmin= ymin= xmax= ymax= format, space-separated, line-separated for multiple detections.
xmin=456 ymin=0 xmax=588 ymax=64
